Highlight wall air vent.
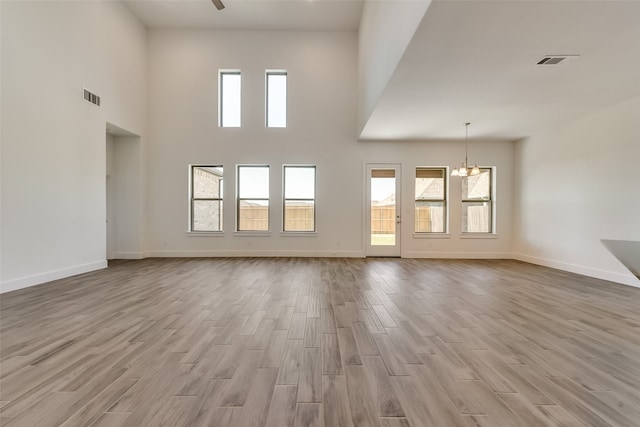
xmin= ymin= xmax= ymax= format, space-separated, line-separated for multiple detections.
xmin=536 ymin=55 xmax=579 ymax=65
xmin=83 ymin=88 xmax=101 ymax=106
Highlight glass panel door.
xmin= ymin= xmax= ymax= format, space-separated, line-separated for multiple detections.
xmin=366 ymin=164 xmax=401 ymax=257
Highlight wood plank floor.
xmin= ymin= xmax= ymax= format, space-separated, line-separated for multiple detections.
xmin=1 ymin=258 xmax=640 ymax=427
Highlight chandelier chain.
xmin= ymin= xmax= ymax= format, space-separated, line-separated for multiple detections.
xmin=452 ymin=122 xmax=480 ymax=177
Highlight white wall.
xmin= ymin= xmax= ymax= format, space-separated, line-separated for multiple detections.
xmin=106 ymin=133 xmax=144 ymax=259
xmin=146 ymin=30 xmax=364 ymax=257
xmin=0 ymin=1 xmax=147 ymax=293
xmin=362 ymin=140 xmax=514 ymax=259
xmin=106 ymin=134 xmax=116 ymax=259
xmin=358 ymin=0 xmax=432 ymax=134
xmin=1 ymin=10 xmax=517 ymax=293
xmin=513 ymin=96 xmax=640 ymax=287
xmin=146 ymin=29 xmax=515 ymax=258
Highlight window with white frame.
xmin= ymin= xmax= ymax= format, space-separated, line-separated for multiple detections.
xmin=190 ymin=165 xmax=223 ymax=232
xmin=462 ymin=168 xmax=493 ymax=233
xmin=237 ymin=165 xmax=269 ymax=231
xmin=283 ymin=165 xmax=315 ymax=232
xmin=415 ymin=167 xmax=446 ymax=233
xmin=219 ymin=71 xmax=241 ymax=127
xmin=266 ymin=71 xmax=287 ymax=128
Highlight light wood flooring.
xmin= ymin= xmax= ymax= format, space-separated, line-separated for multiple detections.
xmin=1 ymin=258 xmax=640 ymax=426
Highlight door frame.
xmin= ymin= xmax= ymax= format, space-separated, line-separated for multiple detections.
xmin=365 ymin=163 xmax=402 ymax=257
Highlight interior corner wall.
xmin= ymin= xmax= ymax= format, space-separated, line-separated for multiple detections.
xmin=0 ymin=1 xmax=147 ymax=293
xmin=357 ymin=0 xmax=432 ymax=134
xmin=513 ymin=96 xmax=640 ymax=287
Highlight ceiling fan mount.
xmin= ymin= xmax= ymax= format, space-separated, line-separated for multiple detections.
xmin=212 ymin=0 xmax=225 ymax=10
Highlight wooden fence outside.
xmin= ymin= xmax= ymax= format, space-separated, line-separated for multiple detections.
xmin=238 ymin=205 xmax=485 ymax=233
xmin=239 ymin=205 xmax=314 ymax=231
xmin=370 ymin=206 xmax=396 ymax=235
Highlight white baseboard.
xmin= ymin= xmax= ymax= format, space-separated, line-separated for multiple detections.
xmin=402 ymin=251 xmax=512 ymax=259
xmin=145 ymin=249 xmax=365 ymax=258
xmin=513 ymin=253 xmax=640 ymax=288
xmin=3 ymin=252 xmax=636 ymax=295
xmin=0 ymin=260 xmax=108 ymax=294
xmin=111 ymin=252 xmax=146 ymax=260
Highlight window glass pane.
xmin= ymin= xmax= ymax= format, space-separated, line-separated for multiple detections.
xmin=416 ymin=170 xmax=444 ymax=200
xmin=462 ymin=201 xmax=491 ymax=232
xmin=415 ymin=201 xmax=444 ymax=233
xmin=267 ymin=73 xmax=287 ymax=128
xmin=239 ymin=200 xmax=269 ymax=231
xmin=284 ymin=201 xmax=314 ymax=232
xmin=415 ymin=167 xmax=446 ymax=233
xmin=370 ymin=175 xmax=396 ymax=245
xmin=193 ymin=166 xmax=223 ymax=198
xmin=193 ymin=200 xmax=223 ymax=231
xmin=462 ymin=169 xmax=490 ymax=200
xmin=238 ymin=166 xmax=269 ymax=198
xmin=285 ymin=167 xmax=315 ymax=199
xmin=191 ymin=165 xmax=223 ymax=232
xmin=221 ymin=72 xmax=241 ymax=127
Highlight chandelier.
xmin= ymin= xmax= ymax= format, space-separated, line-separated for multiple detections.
xmin=451 ymin=122 xmax=480 ymax=177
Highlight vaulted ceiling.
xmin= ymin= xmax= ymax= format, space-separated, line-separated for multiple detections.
xmin=124 ymin=0 xmax=640 ymax=141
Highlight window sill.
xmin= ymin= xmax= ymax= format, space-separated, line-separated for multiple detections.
xmin=413 ymin=233 xmax=451 ymax=239
xmin=186 ymin=231 xmax=224 ymax=237
xmin=460 ymin=233 xmax=499 ymax=239
xmin=280 ymin=232 xmax=317 ymax=237
xmin=233 ymin=232 xmax=272 ymax=237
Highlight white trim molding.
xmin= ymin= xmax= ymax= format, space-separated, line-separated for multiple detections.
xmin=460 ymin=233 xmax=499 ymax=239
xmin=412 ymin=233 xmax=451 ymax=239
xmin=186 ymin=232 xmax=225 ymax=237
xmin=146 ymin=250 xmax=365 ymax=258
xmin=0 ymin=260 xmax=108 ymax=294
xmin=513 ymin=253 xmax=640 ymax=288
xmin=112 ymin=252 xmax=146 ymax=260
xmin=402 ymin=251 xmax=511 ymax=259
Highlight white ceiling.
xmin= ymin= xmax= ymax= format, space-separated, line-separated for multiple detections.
xmin=361 ymin=1 xmax=640 ymax=140
xmin=123 ymin=0 xmax=364 ymax=31
xmin=122 ymin=0 xmax=640 ymax=141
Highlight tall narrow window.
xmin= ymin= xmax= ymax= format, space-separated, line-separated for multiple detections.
xmin=219 ymin=71 xmax=241 ymax=127
xmin=190 ymin=165 xmax=223 ymax=232
xmin=284 ymin=166 xmax=315 ymax=232
xmin=462 ymin=168 xmax=493 ymax=233
xmin=415 ymin=167 xmax=446 ymax=233
xmin=266 ymin=71 xmax=287 ymax=128
xmin=237 ymin=165 xmax=269 ymax=231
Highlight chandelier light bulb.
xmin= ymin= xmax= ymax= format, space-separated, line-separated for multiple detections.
xmin=450 ymin=122 xmax=480 ymax=178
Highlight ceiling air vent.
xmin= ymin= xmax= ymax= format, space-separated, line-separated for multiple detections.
xmin=536 ymin=55 xmax=579 ymax=65
xmin=83 ymin=88 xmax=101 ymax=106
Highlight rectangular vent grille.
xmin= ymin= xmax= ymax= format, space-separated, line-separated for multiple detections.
xmin=83 ymin=88 xmax=101 ymax=106
xmin=536 ymin=55 xmax=579 ymax=66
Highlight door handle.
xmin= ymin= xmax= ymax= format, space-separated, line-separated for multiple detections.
xmin=396 ymin=216 xmax=401 ymax=224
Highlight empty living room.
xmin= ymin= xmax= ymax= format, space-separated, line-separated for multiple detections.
xmin=1 ymin=0 xmax=639 ymax=426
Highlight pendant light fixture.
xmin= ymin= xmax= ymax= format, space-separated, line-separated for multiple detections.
xmin=451 ymin=122 xmax=480 ymax=177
